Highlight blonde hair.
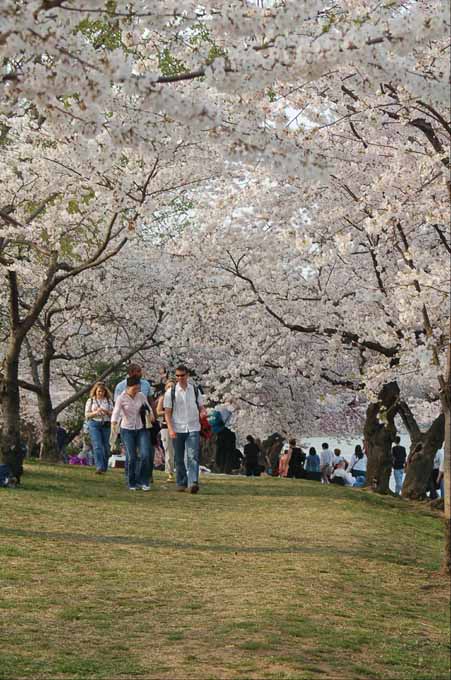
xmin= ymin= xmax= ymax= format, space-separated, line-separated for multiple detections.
xmin=89 ymin=382 xmax=112 ymax=400
xmin=165 ymin=380 xmax=175 ymax=390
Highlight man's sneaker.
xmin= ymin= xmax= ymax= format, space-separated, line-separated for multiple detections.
xmin=176 ymin=486 xmax=186 ymax=492
xmin=189 ymin=484 xmax=199 ymax=494
xmin=141 ymin=485 xmax=151 ymax=492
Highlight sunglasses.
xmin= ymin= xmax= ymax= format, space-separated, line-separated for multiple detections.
xmin=175 ymin=374 xmax=187 ymax=378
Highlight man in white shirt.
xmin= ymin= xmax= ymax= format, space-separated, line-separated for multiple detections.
xmin=432 ymin=449 xmax=444 ymax=499
xmin=164 ymin=365 xmax=206 ymax=494
xmin=319 ymin=442 xmax=333 ymax=484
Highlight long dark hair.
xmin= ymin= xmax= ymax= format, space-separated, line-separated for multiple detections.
xmin=355 ymin=444 xmax=364 ymax=459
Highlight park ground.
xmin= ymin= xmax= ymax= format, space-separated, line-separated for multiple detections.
xmin=0 ymin=463 xmax=450 ymax=680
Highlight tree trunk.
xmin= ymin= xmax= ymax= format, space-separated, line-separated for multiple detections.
xmin=37 ymin=392 xmax=59 ymax=462
xmin=402 ymin=413 xmax=444 ymax=500
xmin=0 ymin=343 xmax=23 ymax=480
xmin=364 ymin=382 xmax=399 ymax=494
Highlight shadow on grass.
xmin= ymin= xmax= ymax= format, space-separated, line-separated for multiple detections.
xmin=0 ymin=525 xmax=420 ymax=567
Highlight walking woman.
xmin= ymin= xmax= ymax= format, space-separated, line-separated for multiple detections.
xmin=156 ymin=379 xmax=175 ymax=481
xmin=111 ymin=376 xmax=154 ymax=491
xmin=85 ymin=382 xmax=113 ymax=474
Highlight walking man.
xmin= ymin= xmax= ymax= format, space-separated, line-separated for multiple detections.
xmin=114 ymin=363 xmax=153 ymax=401
xmin=164 ymin=365 xmax=206 ymax=494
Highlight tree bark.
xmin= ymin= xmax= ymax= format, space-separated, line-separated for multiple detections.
xmin=364 ymin=381 xmax=399 ymax=494
xmin=0 ymin=340 xmax=23 ymax=480
xmin=401 ymin=413 xmax=444 ymax=500
xmin=37 ymin=392 xmax=59 ymax=462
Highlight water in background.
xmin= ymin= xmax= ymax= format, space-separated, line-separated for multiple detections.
xmin=299 ymin=434 xmax=412 ymax=494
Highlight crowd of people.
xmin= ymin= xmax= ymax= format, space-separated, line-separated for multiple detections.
xmin=80 ymin=363 xmax=206 ymax=493
xmin=242 ymin=438 xmax=367 ymax=488
xmin=14 ymin=362 xmax=444 ymax=502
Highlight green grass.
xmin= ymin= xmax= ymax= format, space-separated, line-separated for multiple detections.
xmin=0 ymin=462 xmax=449 ymax=679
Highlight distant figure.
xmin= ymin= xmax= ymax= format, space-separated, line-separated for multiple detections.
xmin=287 ymin=439 xmax=306 ymax=478
xmin=428 ymin=449 xmax=443 ymax=500
xmin=391 ymin=436 xmax=407 ymax=495
xmin=244 ymin=435 xmax=261 ymax=476
xmin=320 ymin=442 xmax=333 ymax=484
xmin=437 ymin=452 xmax=445 ymax=499
xmin=305 ymin=447 xmax=320 ymax=474
xmin=216 ymin=426 xmax=237 ymax=474
xmin=348 ymin=445 xmax=367 ymax=480
xmin=56 ymin=422 xmax=68 ymax=463
xmin=278 ymin=447 xmax=291 ymax=478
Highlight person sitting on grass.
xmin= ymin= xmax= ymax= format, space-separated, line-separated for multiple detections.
xmin=332 ymin=448 xmax=347 ymax=470
xmin=331 ymin=461 xmax=365 ymax=487
xmin=348 ymin=445 xmax=367 ymax=480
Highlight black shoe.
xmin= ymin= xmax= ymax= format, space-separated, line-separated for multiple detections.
xmin=189 ymin=484 xmax=199 ymax=494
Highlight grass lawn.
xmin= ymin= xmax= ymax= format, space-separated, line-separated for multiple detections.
xmin=0 ymin=462 xmax=449 ymax=680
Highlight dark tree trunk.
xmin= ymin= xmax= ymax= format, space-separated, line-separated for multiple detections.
xmin=0 ymin=343 xmax=23 ymax=480
xmin=364 ymin=382 xmax=399 ymax=494
xmin=37 ymin=392 xmax=59 ymax=462
xmin=402 ymin=413 xmax=444 ymax=500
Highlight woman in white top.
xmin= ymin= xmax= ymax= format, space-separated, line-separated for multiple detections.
xmin=156 ymin=380 xmax=175 ymax=481
xmin=111 ymin=376 xmax=154 ymax=491
xmin=348 ymin=445 xmax=367 ymax=479
xmin=85 ymin=382 xmax=113 ymax=473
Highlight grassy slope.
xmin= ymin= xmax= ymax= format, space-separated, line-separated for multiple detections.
xmin=0 ymin=463 xmax=449 ymax=680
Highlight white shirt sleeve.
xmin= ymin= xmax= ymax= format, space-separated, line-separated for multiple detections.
xmin=85 ymin=398 xmax=93 ymax=417
xmin=111 ymin=394 xmax=123 ymax=423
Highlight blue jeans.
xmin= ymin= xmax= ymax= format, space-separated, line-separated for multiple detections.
xmin=88 ymin=420 xmax=111 ymax=472
xmin=174 ymin=431 xmax=200 ymax=488
xmin=393 ymin=468 xmax=404 ymax=495
xmin=120 ymin=428 xmax=153 ymax=489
